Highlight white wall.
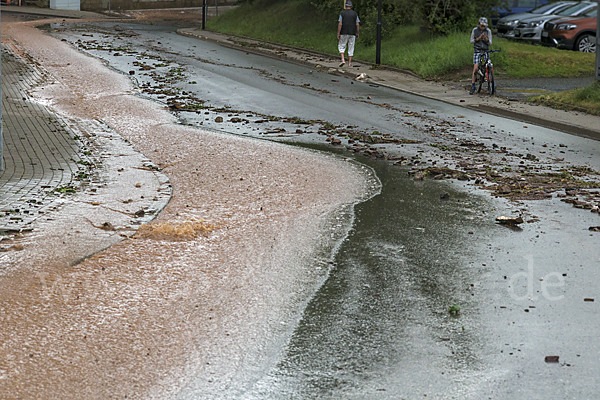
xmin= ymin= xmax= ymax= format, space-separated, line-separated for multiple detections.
xmin=50 ymin=0 xmax=81 ymax=10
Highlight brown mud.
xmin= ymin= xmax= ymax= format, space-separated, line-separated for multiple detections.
xmin=0 ymin=18 xmax=373 ymax=399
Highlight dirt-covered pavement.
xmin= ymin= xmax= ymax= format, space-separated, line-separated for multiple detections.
xmin=172 ymin=22 xmax=600 ymax=208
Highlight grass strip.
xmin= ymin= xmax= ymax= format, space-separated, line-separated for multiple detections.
xmin=530 ymin=82 xmax=600 ymax=116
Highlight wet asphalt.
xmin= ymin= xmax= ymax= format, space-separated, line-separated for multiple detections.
xmin=245 ymin=152 xmax=492 ymax=399
xmin=40 ymin=21 xmax=600 ymax=399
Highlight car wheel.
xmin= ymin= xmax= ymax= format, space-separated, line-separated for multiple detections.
xmin=576 ymin=34 xmax=596 ymax=53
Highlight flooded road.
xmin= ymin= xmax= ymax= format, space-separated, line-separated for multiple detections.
xmin=2 ymin=18 xmax=600 ymax=399
xmin=243 ymin=154 xmax=493 ymax=399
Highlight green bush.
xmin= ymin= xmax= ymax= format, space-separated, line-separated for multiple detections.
xmin=421 ymin=0 xmax=510 ymax=34
xmin=312 ymin=0 xmax=510 ymax=36
xmin=310 ymin=0 xmax=421 ymax=46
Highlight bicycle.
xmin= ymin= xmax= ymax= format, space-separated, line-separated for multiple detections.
xmin=475 ymin=49 xmax=501 ymax=95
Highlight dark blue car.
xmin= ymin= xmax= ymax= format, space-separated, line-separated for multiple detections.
xmin=492 ymin=0 xmax=550 ymax=25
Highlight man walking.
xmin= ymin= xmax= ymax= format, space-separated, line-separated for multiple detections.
xmin=470 ymin=17 xmax=492 ymax=95
xmin=337 ymin=0 xmax=360 ymax=68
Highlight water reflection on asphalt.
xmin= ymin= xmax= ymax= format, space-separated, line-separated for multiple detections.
xmin=246 ymin=149 xmax=494 ymax=399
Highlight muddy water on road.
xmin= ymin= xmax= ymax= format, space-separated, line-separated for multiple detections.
xmin=3 ymin=19 xmax=600 ymax=400
xmin=72 ymin=22 xmax=600 ymax=400
xmin=240 ymin=150 xmax=494 ymax=399
xmin=0 ymin=20 xmax=375 ymax=399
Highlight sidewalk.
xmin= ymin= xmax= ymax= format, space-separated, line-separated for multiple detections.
xmin=1 ymin=4 xmax=235 ymax=22
xmin=0 ymin=8 xmax=149 ymax=234
xmin=0 ymin=41 xmax=95 ymax=232
xmin=178 ymin=27 xmax=600 ymax=141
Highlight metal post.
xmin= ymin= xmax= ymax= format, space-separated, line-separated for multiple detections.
xmin=375 ymin=0 xmax=382 ymax=64
xmin=202 ymin=0 xmax=207 ymax=30
xmin=596 ymin=1 xmax=600 ymax=81
xmin=215 ymin=0 xmax=219 ymax=17
xmin=0 ymin=6 xmax=4 ymax=172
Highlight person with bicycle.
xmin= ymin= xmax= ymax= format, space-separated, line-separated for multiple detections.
xmin=470 ymin=17 xmax=492 ymax=95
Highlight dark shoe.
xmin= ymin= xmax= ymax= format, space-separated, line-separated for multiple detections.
xmin=469 ymin=87 xmax=476 ymax=95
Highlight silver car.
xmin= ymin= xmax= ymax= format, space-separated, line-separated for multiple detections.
xmin=514 ymin=1 xmax=597 ymax=41
xmin=496 ymin=1 xmax=576 ymax=38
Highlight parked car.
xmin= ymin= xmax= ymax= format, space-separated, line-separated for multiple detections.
xmin=513 ymin=2 xmax=597 ymax=42
xmin=493 ymin=0 xmax=550 ymax=22
xmin=496 ymin=1 xmax=576 ymax=38
xmin=541 ymin=8 xmax=597 ymax=52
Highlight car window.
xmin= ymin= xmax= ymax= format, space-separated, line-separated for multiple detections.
xmin=529 ymin=3 xmax=559 ymax=14
xmin=550 ymin=3 xmax=578 ymax=15
xmin=557 ymin=3 xmax=591 ymax=16
xmin=584 ymin=8 xmax=597 ymax=17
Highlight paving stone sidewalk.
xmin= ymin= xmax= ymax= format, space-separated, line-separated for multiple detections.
xmin=0 ymin=43 xmax=93 ymax=232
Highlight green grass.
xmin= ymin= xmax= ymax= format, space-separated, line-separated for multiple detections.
xmin=206 ymin=0 xmax=333 ymax=51
xmin=530 ymin=82 xmax=600 ymax=116
xmin=378 ymin=27 xmax=473 ymax=78
xmin=208 ymin=1 xmax=596 ymax=80
xmin=494 ymin=39 xmax=596 ymax=78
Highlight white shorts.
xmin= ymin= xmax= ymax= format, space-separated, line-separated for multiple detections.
xmin=338 ymin=35 xmax=356 ymax=57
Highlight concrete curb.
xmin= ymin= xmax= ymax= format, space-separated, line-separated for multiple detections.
xmin=178 ymin=28 xmax=418 ymax=78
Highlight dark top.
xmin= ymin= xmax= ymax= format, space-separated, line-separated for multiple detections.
xmin=339 ymin=9 xmax=359 ymax=36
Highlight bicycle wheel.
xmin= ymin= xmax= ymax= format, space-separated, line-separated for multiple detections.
xmin=487 ymin=66 xmax=495 ymax=95
xmin=477 ymin=67 xmax=484 ymax=93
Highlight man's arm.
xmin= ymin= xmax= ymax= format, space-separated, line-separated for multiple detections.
xmin=470 ymin=29 xmax=476 ymax=44
xmin=478 ymin=29 xmax=491 ymax=44
xmin=356 ymin=22 xmax=359 ymax=38
xmin=338 ymin=21 xmax=342 ymax=40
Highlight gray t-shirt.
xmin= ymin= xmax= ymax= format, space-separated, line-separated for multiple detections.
xmin=470 ymin=26 xmax=492 ymax=52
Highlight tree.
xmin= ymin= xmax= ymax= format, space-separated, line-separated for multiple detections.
xmin=421 ymin=0 xmax=509 ymax=34
xmin=312 ymin=0 xmax=419 ymax=45
xmin=312 ymin=0 xmax=509 ymax=38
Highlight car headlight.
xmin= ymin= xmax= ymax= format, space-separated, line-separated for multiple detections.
xmin=506 ymin=20 xmax=518 ymax=26
xmin=556 ymin=23 xmax=578 ymax=30
xmin=528 ymin=20 xmax=544 ymax=27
